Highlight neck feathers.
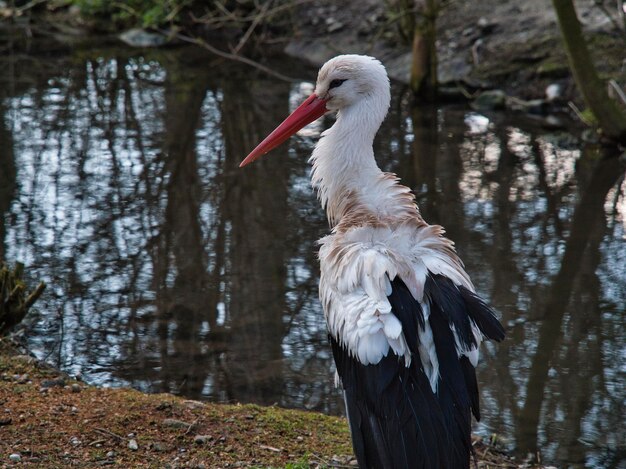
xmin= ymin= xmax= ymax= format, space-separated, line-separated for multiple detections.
xmin=310 ymin=97 xmax=422 ymax=229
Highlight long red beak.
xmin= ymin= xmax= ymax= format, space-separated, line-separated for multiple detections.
xmin=239 ymin=93 xmax=328 ymax=167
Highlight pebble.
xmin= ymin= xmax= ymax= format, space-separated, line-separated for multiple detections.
xmin=70 ymin=436 xmax=81 ymax=446
xmin=106 ymin=451 xmax=115 ymax=458
xmin=71 ymin=383 xmax=81 ymax=393
xmin=9 ymin=453 xmax=21 ymax=462
xmin=545 ymin=83 xmax=562 ymax=101
xmin=151 ymin=441 xmax=172 ymax=452
xmin=327 ymin=22 xmax=344 ymax=33
xmin=128 ymin=439 xmax=139 ymax=451
xmin=193 ymin=434 xmax=213 ymax=445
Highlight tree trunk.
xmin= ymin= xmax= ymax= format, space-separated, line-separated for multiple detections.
xmin=410 ymin=0 xmax=438 ymax=101
xmin=552 ymin=0 xmax=626 ymax=143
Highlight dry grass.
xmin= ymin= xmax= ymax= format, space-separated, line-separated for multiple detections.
xmin=0 ymin=340 xmax=538 ymax=468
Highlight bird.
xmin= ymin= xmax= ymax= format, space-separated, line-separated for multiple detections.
xmin=240 ymin=54 xmax=505 ymax=469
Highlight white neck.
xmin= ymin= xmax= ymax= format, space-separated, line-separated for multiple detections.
xmin=310 ymin=95 xmax=389 ymax=226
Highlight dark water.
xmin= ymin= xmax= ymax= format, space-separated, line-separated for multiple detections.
xmin=1 ymin=36 xmax=625 ymax=468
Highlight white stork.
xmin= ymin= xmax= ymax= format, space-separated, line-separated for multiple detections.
xmin=240 ymin=55 xmax=505 ymax=469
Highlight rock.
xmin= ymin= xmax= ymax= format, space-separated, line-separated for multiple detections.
xmin=477 ymin=17 xmax=497 ymax=34
xmin=472 ymin=90 xmax=507 ymax=111
xmin=438 ymin=57 xmax=472 ymax=86
xmin=9 ymin=453 xmax=21 ymax=462
xmin=325 ymin=18 xmax=344 ymax=33
xmin=162 ymin=418 xmax=194 ymax=429
xmin=71 ymin=383 xmax=81 ymax=393
xmin=105 ymin=451 xmax=116 ymax=458
xmin=118 ymin=29 xmax=167 ymax=48
xmin=128 ymin=439 xmax=139 ymax=451
xmin=193 ymin=434 xmax=213 ymax=445
xmin=40 ymin=377 xmax=66 ymax=388
xmin=151 ymin=441 xmax=173 ymax=452
xmin=70 ymin=436 xmax=81 ymax=446
xmin=545 ymin=83 xmax=562 ymax=101
xmin=183 ymin=400 xmax=205 ymax=410
xmin=0 ymin=417 xmax=11 ymax=426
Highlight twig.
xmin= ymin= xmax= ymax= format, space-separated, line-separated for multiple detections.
xmin=164 ymin=31 xmax=296 ymax=82
xmin=594 ymin=0 xmax=625 ymax=33
xmin=568 ymin=101 xmax=594 ymax=126
xmin=13 ymin=0 xmax=47 ymax=13
xmin=23 ymin=282 xmax=46 ymax=310
xmin=259 ymin=444 xmax=282 ymax=452
xmin=191 ymin=0 xmax=314 ymax=28
xmin=233 ymin=0 xmax=273 ymax=55
xmin=94 ymin=427 xmax=125 ymax=441
xmin=608 ymin=79 xmax=626 ymax=105
xmin=184 ymin=419 xmax=199 ymax=436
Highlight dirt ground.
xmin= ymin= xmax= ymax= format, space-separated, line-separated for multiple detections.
xmin=0 ymin=340 xmax=545 ymax=468
xmin=285 ymin=0 xmax=625 ymax=100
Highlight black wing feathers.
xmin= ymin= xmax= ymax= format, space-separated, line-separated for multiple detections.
xmin=459 ymin=286 xmax=506 ymax=342
xmin=424 ymin=275 xmax=476 ymax=349
xmin=331 ymin=273 xmax=505 ymax=469
xmin=331 ymin=336 xmax=450 ymax=469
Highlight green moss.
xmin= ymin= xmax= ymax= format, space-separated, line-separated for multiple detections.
xmin=536 ymin=60 xmax=570 ymax=78
xmin=69 ymin=0 xmax=191 ymax=28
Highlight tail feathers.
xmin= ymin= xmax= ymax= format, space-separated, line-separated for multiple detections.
xmin=460 ymin=356 xmax=480 ymax=420
xmin=333 ymin=337 xmax=467 ymax=469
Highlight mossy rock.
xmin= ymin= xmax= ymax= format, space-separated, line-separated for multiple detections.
xmin=536 ymin=59 xmax=570 ymax=78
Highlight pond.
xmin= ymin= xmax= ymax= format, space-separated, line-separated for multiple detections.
xmin=1 ymin=34 xmax=625 ymax=468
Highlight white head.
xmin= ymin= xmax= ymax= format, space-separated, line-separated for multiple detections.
xmin=313 ymin=55 xmax=390 ymax=114
xmin=240 ymin=55 xmax=391 ymax=167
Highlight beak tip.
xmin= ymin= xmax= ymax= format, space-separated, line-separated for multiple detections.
xmin=239 ymin=153 xmax=256 ymax=168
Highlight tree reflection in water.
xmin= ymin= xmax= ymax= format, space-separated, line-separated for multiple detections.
xmin=0 ymin=45 xmax=624 ymax=467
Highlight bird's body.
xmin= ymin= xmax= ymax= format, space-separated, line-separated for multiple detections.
xmin=241 ymin=55 xmax=505 ymax=469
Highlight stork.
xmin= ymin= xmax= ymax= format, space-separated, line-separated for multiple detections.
xmin=240 ymin=55 xmax=505 ymax=469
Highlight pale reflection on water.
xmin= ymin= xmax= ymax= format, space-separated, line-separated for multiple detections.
xmin=0 ymin=44 xmax=624 ymax=468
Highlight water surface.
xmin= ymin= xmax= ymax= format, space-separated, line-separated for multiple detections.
xmin=1 ymin=37 xmax=625 ymax=468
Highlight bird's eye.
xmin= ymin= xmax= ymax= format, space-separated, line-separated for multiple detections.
xmin=329 ymin=79 xmax=347 ymax=89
